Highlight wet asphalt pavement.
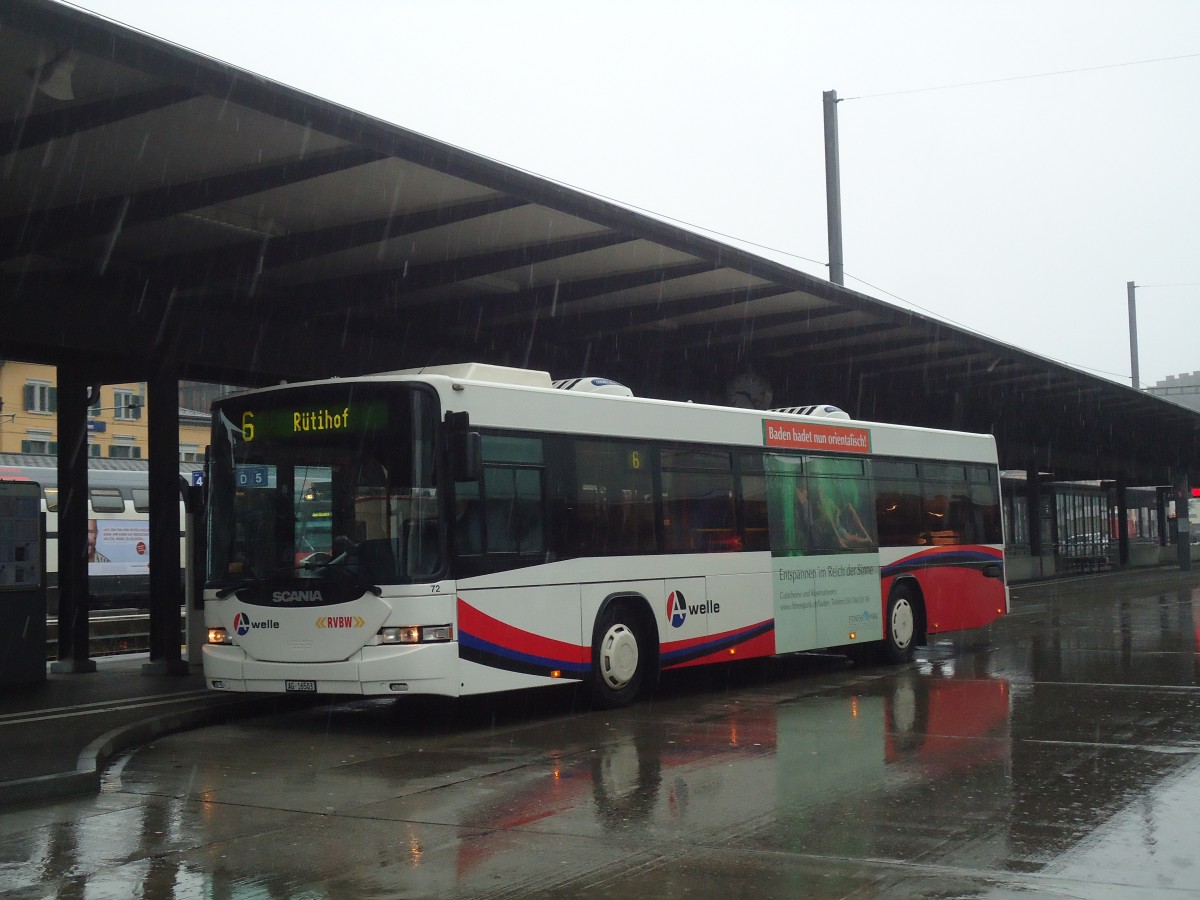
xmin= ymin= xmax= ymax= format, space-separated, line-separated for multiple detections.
xmin=2 ymin=569 xmax=1199 ymax=898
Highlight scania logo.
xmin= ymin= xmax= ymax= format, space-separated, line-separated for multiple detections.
xmin=272 ymin=590 xmax=325 ymax=604
xmin=232 ymin=612 xmax=280 ymax=635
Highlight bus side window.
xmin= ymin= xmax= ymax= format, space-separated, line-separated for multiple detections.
xmin=455 ymin=439 xmax=545 ymax=563
xmin=969 ymin=466 xmax=1003 ymax=544
xmin=920 ymin=463 xmax=969 ymax=545
xmin=482 ymin=466 xmax=545 ymax=555
xmin=874 ymin=460 xmax=921 ymax=547
xmin=804 ymin=456 xmax=876 ymax=553
xmin=567 ymin=440 xmax=656 ymax=557
xmin=455 ymin=480 xmax=483 ymax=555
xmin=807 ymin=474 xmax=876 ymax=552
xmin=662 ymin=469 xmax=737 ymax=552
xmin=739 ymin=471 xmax=770 ymax=553
xmin=661 ymin=448 xmax=736 ymax=553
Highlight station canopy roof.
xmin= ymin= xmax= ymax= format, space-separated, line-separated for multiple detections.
xmin=1 ymin=0 xmax=1197 ymax=484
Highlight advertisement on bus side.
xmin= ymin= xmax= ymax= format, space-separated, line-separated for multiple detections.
xmin=773 ymin=554 xmax=882 ymax=652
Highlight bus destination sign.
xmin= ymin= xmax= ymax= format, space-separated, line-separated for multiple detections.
xmin=762 ymin=419 xmax=871 ymax=455
xmin=239 ymin=401 xmax=387 ymax=442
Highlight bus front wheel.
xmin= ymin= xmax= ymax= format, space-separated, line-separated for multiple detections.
xmin=590 ymin=605 xmax=645 ymax=708
xmin=882 ymin=585 xmax=918 ymax=664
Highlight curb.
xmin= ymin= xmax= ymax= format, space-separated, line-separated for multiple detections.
xmin=0 ymin=695 xmax=293 ymax=806
xmin=1010 ymin=565 xmax=1198 ymax=599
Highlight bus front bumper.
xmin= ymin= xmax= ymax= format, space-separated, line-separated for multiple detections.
xmin=201 ymin=643 xmax=461 ymax=697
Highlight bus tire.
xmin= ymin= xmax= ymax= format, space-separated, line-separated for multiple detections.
xmin=882 ymin=584 xmax=918 ymax=664
xmin=590 ymin=604 xmax=646 ymax=709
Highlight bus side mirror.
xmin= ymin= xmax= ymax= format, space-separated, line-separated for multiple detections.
xmin=451 ymin=431 xmax=482 ymax=482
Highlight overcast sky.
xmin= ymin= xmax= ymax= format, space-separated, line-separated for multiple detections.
xmin=72 ymin=0 xmax=1200 ymax=388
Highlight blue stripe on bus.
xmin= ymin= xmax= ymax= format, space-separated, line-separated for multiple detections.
xmin=660 ymin=620 xmax=775 ymax=667
xmin=880 ymin=547 xmax=1003 ymax=580
xmin=459 ymin=632 xmax=591 ymax=677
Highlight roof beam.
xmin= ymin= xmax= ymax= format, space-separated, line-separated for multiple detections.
xmin=0 ymin=83 xmax=200 ymax=153
xmin=0 ymin=144 xmax=385 ymax=261
xmin=566 ymin=283 xmax=802 ymax=338
xmin=142 ymin=194 xmax=530 ymax=295
xmin=852 ymin=347 xmax=991 ymax=375
xmin=635 ymin=310 xmax=899 ymax=356
xmin=286 ymin=230 xmax=635 ymax=312
xmin=467 ymin=260 xmax=719 ymax=322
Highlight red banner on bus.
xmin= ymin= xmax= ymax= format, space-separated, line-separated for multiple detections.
xmin=762 ymin=419 xmax=872 ymax=454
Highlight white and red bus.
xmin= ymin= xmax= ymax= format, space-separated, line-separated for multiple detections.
xmin=202 ymin=363 xmax=1007 ymax=707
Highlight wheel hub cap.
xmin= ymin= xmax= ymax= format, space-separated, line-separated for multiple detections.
xmin=600 ymin=624 xmax=638 ymax=688
xmin=892 ymin=600 xmax=914 ymax=648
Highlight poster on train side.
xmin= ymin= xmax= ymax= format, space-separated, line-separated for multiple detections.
xmin=88 ymin=518 xmax=150 ymax=576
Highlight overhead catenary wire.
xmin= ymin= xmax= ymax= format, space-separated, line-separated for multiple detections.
xmin=841 ymin=52 xmax=1200 ymax=101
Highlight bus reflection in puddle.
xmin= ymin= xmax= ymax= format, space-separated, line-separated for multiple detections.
xmin=449 ymin=672 xmax=1011 ymax=874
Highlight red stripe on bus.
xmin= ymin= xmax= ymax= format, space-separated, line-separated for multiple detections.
xmin=457 ymin=599 xmax=590 ymax=665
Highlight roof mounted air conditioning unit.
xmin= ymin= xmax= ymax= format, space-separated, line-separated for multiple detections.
xmin=769 ymin=404 xmax=850 ymax=420
xmin=552 ymin=376 xmax=634 ymax=397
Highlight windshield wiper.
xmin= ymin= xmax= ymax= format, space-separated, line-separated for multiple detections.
xmin=298 ymin=552 xmax=335 ymax=570
xmin=215 ymin=578 xmax=261 ymax=599
xmin=215 ymin=566 xmax=297 ymax=597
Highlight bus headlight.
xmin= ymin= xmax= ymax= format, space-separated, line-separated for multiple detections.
xmin=379 ymin=625 xmax=454 ymax=645
xmin=208 ymin=627 xmax=232 ymax=645
xmin=381 ymin=626 xmax=421 ymax=644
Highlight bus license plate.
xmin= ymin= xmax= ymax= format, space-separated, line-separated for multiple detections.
xmin=285 ymin=680 xmax=316 ymax=693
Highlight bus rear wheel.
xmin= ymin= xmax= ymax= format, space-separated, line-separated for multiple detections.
xmin=882 ymin=585 xmax=918 ymax=664
xmin=590 ymin=605 xmax=646 ymax=709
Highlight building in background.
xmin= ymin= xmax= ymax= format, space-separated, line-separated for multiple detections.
xmin=1146 ymin=372 xmax=1200 ymax=413
xmin=0 ymin=360 xmax=215 ymax=460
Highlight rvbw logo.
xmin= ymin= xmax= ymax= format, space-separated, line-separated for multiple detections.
xmin=666 ymin=590 xmax=720 ymax=629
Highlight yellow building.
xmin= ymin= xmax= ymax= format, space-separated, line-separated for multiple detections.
xmin=0 ymin=360 xmax=211 ymax=460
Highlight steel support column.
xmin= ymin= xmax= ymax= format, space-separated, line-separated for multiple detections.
xmin=1026 ymin=465 xmax=1043 ymax=558
xmin=1175 ymin=472 xmax=1193 ymax=572
xmin=1115 ymin=478 xmax=1129 ymax=567
xmin=142 ymin=372 xmax=187 ymax=675
xmin=49 ymin=366 xmax=95 ymax=673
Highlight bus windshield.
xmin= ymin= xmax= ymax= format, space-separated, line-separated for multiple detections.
xmin=207 ymin=384 xmax=442 ymax=588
